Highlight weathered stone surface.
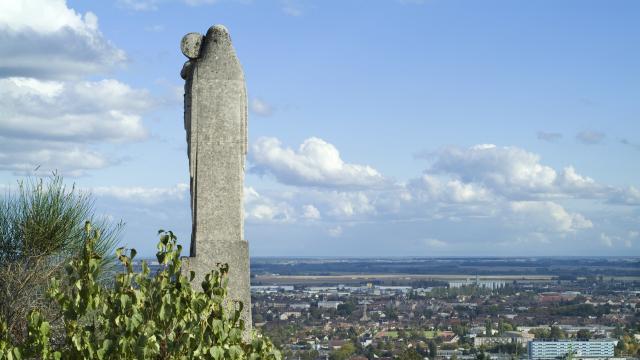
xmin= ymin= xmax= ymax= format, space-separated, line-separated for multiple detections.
xmin=180 ymin=32 xmax=203 ymax=59
xmin=180 ymin=60 xmax=193 ymax=80
xmin=180 ymin=24 xmax=251 ymax=333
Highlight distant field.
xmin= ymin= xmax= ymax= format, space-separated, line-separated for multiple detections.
xmin=250 ymin=257 xmax=640 ymax=281
xmin=253 ymin=273 xmax=555 ymax=285
xmin=424 ymin=331 xmax=438 ymax=338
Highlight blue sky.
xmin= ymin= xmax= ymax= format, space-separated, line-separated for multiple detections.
xmin=1 ymin=0 xmax=639 ymax=257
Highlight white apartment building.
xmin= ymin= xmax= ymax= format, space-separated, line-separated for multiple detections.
xmin=528 ymin=339 xmax=616 ymax=359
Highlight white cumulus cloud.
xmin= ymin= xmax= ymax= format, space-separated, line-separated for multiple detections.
xmin=428 ymin=144 xmax=558 ymax=197
xmin=608 ymin=186 xmax=640 ymax=205
xmin=0 ymin=0 xmax=155 ymax=176
xmin=509 ymin=201 xmax=593 ymax=233
xmin=250 ymin=137 xmax=386 ymax=188
xmin=0 ymin=77 xmax=151 ymax=143
xmin=244 ymin=186 xmax=295 ymax=223
xmin=423 ymin=144 xmax=609 ymax=200
xmin=409 ymin=175 xmax=492 ymax=203
xmin=0 ymin=77 xmax=153 ymax=175
xmin=302 ymin=204 xmax=321 ymax=220
xmin=0 ymin=137 xmax=112 ymax=176
xmin=0 ymin=0 xmax=126 ymax=79
xmin=325 ymin=191 xmax=375 ymax=218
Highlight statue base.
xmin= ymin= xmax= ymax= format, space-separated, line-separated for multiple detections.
xmin=182 ymin=239 xmax=252 ymax=339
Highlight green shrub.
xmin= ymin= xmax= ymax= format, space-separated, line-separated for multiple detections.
xmin=0 ymin=175 xmax=120 ymax=340
xmin=0 ymin=223 xmax=280 ymax=359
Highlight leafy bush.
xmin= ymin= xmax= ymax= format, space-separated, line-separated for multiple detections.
xmin=0 ymin=223 xmax=280 ymax=359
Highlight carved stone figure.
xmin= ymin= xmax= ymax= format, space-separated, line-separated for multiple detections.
xmin=180 ymin=25 xmax=251 ymax=331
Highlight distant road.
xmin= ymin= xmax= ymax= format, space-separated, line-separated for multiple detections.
xmin=254 ymin=273 xmax=555 ymax=284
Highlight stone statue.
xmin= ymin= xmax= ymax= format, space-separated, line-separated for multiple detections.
xmin=180 ymin=25 xmax=251 ymax=331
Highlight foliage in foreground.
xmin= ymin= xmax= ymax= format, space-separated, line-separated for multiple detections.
xmin=0 ymin=175 xmax=121 ymax=340
xmin=0 ymin=223 xmax=280 ymax=359
xmin=0 ymin=175 xmax=119 ymax=265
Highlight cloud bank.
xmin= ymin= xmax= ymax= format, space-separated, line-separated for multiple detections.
xmin=84 ymin=135 xmax=640 ymax=255
xmin=0 ymin=0 xmax=153 ymax=176
xmin=0 ymin=0 xmax=125 ymax=79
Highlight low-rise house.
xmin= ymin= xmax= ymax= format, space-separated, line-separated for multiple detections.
xmin=474 ymin=336 xmax=513 ymax=347
xmin=328 ymin=339 xmax=347 ymax=350
xmin=290 ymin=303 xmax=311 ymax=310
xmin=318 ymin=300 xmax=343 ymax=309
xmin=440 ymin=331 xmax=459 ymax=344
xmin=279 ymin=311 xmax=302 ymax=320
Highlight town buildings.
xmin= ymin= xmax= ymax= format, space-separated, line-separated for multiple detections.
xmin=250 ymin=276 xmax=639 ymax=360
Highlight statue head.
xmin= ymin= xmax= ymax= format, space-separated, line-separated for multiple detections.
xmin=180 ymin=25 xmax=243 ymax=81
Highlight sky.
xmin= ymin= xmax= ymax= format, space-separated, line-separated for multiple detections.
xmin=0 ymin=0 xmax=639 ymax=257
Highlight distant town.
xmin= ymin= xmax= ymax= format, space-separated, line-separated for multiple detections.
xmin=247 ymin=257 xmax=640 ymax=360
